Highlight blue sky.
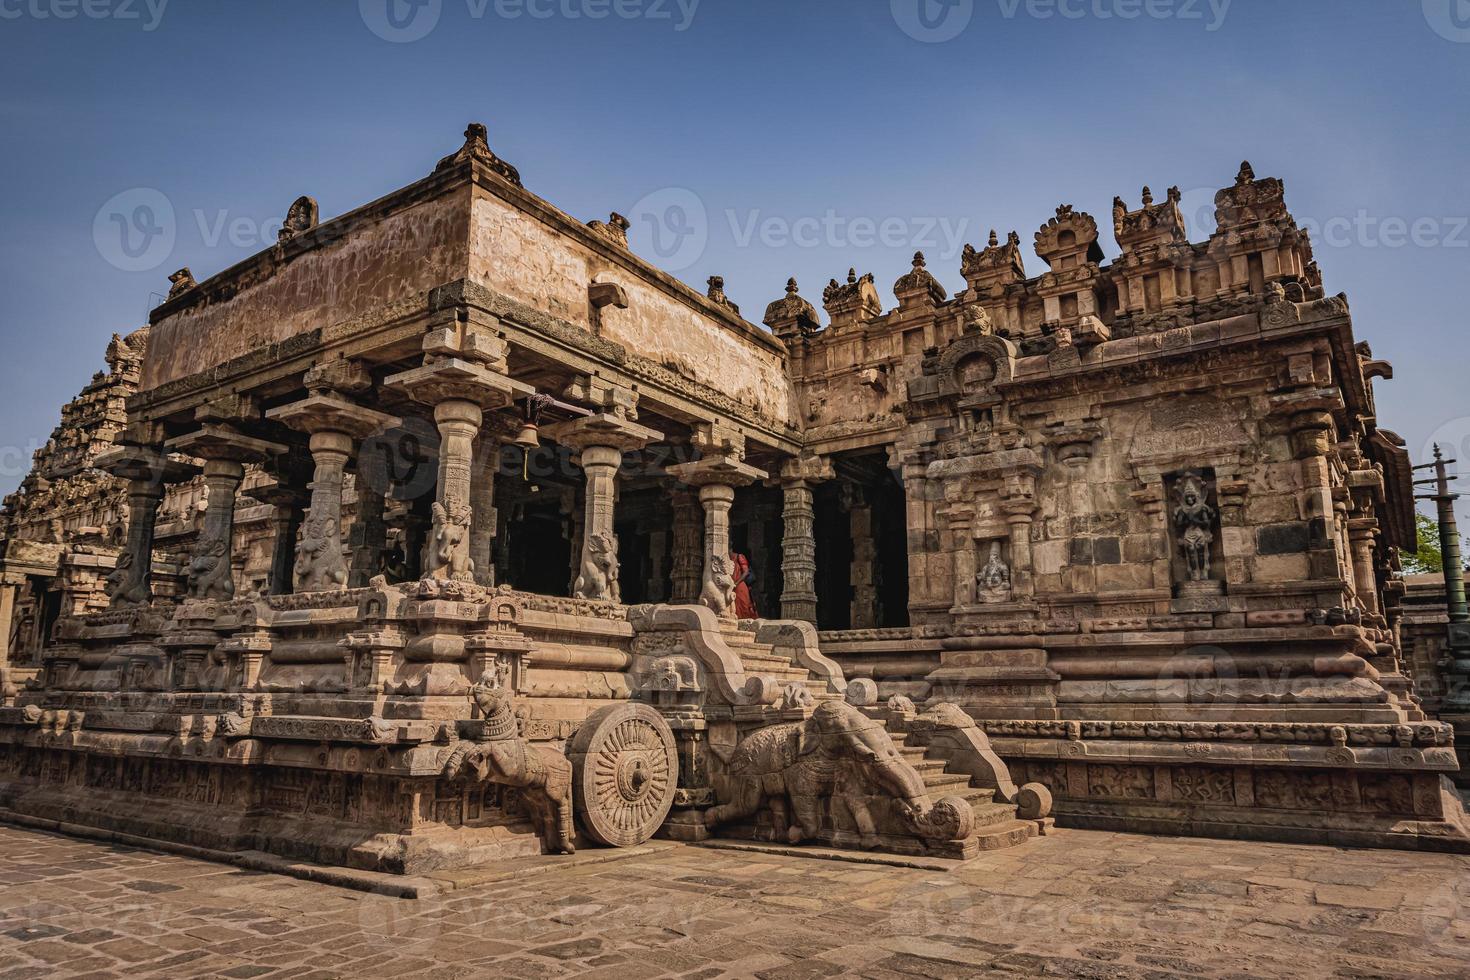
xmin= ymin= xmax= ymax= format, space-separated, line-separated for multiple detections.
xmin=1 ymin=0 xmax=1468 ymax=496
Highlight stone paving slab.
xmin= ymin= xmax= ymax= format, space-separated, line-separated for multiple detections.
xmin=0 ymin=823 xmax=1465 ymax=978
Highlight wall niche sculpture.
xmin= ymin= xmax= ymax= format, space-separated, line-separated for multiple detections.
xmin=1167 ymin=468 xmax=1224 ymax=596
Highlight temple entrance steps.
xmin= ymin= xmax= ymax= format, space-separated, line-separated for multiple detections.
xmin=884 ymin=727 xmax=1047 ymax=850
xmin=718 ymin=621 xmax=844 ymax=702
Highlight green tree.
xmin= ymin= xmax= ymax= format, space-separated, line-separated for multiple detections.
xmin=1403 ymin=513 xmax=1446 ymax=574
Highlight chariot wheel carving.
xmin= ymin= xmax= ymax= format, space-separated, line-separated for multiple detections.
xmin=568 ymin=703 xmax=678 ymax=847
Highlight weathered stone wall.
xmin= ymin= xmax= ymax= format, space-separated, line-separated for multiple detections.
xmin=141 ymin=186 xmax=472 ymax=391
xmin=467 ymin=186 xmax=797 ymax=430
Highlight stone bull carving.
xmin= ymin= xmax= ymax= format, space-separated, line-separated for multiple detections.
xmin=441 ymin=667 xmax=575 ymax=854
xmin=705 ymin=700 xmax=973 ymax=848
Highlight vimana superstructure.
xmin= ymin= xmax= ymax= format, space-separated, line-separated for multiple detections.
xmin=0 ymin=124 xmax=1464 ymax=877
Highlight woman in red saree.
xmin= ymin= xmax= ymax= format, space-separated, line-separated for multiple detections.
xmin=730 ymin=551 xmax=759 ymax=620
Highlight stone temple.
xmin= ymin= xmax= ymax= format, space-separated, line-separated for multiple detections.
xmin=0 ymin=124 xmax=1465 ymax=877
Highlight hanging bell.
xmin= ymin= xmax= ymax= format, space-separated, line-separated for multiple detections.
xmin=511 ymin=423 xmax=540 ymax=452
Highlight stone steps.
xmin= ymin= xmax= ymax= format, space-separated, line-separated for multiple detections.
xmin=884 ymin=723 xmax=1020 ymax=838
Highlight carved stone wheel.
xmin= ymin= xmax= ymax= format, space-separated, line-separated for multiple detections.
xmin=568 ymin=703 xmax=679 ymax=847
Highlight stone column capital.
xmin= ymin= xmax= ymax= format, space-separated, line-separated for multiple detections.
xmin=697 ymin=483 xmax=735 ymax=507
xmin=201 ymin=457 xmax=246 ymax=483
xmin=266 ymin=394 xmax=399 ymax=440
xmin=775 ymin=453 xmax=834 ymax=488
xmin=546 ymin=412 xmax=662 ymax=454
xmin=668 ymin=455 xmax=767 ymax=489
xmin=385 ymin=358 xmax=532 ymax=412
xmin=1347 ymin=516 xmax=1379 ymax=533
xmin=166 ymin=424 xmax=286 ymax=466
xmin=95 ymin=445 xmax=200 ymax=487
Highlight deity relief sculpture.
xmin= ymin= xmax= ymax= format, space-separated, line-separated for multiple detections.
xmin=573 ymin=533 xmax=620 ymax=602
xmin=1173 ymin=471 xmax=1218 ymax=584
xmin=186 ymin=538 xmax=233 ymax=601
xmin=700 ymin=552 xmax=737 ymax=617
xmin=441 ymin=665 xmax=576 ymax=855
xmin=294 ymin=516 xmax=348 ymax=592
xmin=977 ymin=540 xmax=1012 ymax=604
xmin=704 ymin=700 xmax=969 ymax=849
xmin=427 ymin=501 xmax=474 ymax=582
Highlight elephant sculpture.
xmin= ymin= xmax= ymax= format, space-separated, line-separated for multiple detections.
xmin=441 ymin=666 xmax=575 ymax=854
xmin=705 ymin=700 xmax=965 ymax=848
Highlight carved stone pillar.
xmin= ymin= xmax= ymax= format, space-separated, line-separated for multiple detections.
xmin=468 ymin=433 xmax=511 ymax=587
xmin=402 ymin=501 xmax=430 ymax=580
xmin=669 ymin=430 xmax=767 ymax=621
xmin=267 ymin=390 xmax=398 ymax=592
xmin=429 ymin=399 xmax=481 ymax=581
xmin=700 ymin=484 xmax=736 ymax=585
xmin=167 ymin=425 xmax=288 ymax=602
xmin=245 ymin=481 xmax=309 ymax=596
xmin=299 ymin=431 xmax=352 ymax=591
xmin=848 ymin=489 xmax=877 ymax=629
xmin=649 ymin=528 xmax=673 ymax=605
xmin=347 ymin=478 xmax=385 ymax=588
xmin=775 ymin=454 xmax=832 ymax=624
xmin=949 ymin=519 xmax=977 ymax=610
xmin=1347 ymin=517 xmax=1381 ymax=618
xmin=895 ymin=448 xmax=946 ymax=621
xmin=670 ymin=490 xmax=704 ymax=604
xmin=385 ymin=326 xmax=532 ymax=583
xmin=1003 ymin=504 xmax=1036 ymax=598
xmin=0 ymin=573 xmax=19 ymax=680
xmin=95 ymin=445 xmax=197 ymax=607
xmin=547 ymin=413 xmax=662 ymax=602
xmin=197 ymin=459 xmax=245 ymax=600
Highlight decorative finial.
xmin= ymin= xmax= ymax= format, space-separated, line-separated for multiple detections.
xmin=1141 ymin=186 xmax=1153 ymax=206
xmin=167 ymin=267 xmax=197 ymax=300
xmin=1237 ymin=160 xmax=1255 ymax=184
xmin=466 ymin=122 xmax=489 ymax=145
xmin=988 ymin=229 xmax=998 ymax=247
xmin=911 ymin=251 xmax=925 ymax=268
xmin=786 ymin=277 xmax=799 ymax=294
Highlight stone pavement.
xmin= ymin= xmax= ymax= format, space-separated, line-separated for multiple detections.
xmin=0 ymin=823 xmax=1466 ymax=979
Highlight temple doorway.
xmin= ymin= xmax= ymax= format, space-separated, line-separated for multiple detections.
xmin=813 ymin=450 xmax=909 ymax=630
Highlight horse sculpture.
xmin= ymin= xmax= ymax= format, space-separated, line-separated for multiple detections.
xmin=441 ymin=665 xmax=576 ymax=854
